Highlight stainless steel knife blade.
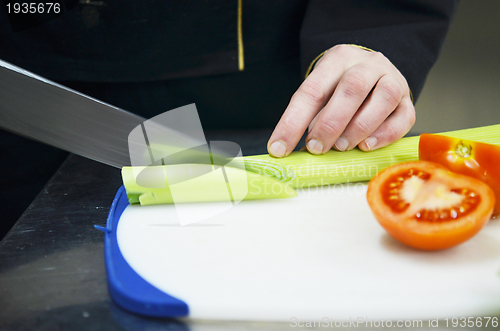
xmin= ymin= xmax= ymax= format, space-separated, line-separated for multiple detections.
xmin=0 ymin=59 xmax=162 ymax=168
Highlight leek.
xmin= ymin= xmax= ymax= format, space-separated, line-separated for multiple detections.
xmin=122 ymin=124 xmax=500 ymax=205
xmin=122 ymin=164 xmax=297 ymax=205
xmin=246 ymin=123 xmax=500 ymax=188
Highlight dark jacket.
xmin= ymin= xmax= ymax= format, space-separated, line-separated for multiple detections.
xmin=1 ymin=0 xmax=458 ymax=99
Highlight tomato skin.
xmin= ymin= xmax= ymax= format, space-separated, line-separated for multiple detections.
xmin=419 ymin=134 xmax=500 ymax=215
xmin=367 ymin=161 xmax=495 ymax=251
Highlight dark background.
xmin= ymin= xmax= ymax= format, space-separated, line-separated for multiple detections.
xmin=410 ymin=0 xmax=500 ymax=134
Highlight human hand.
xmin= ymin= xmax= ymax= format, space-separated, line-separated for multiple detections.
xmin=267 ymin=44 xmax=415 ymax=157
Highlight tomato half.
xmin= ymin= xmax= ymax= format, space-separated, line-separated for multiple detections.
xmin=367 ymin=161 xmax=495 ymax=250
xmin=419 ymin=134 xmax=500 ymax=215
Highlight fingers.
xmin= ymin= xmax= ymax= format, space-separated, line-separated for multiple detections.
xmin=328 ymin=74 xmax=406 ymax=151
xmin=358 ymin=96 xmax=415 ymax=151
xmin=267 ymin=44 xmax=415 ymax=157
xmin=305 ymin=62 xmax=385 ymax=154
xmin=267 ymin=54 xmax=345 ymax=158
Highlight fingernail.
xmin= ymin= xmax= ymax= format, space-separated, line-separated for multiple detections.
xmin=364 ymin=137 xmax=378 ymax=151
xmin=269 ymin=141 xmax=287 ymax=158
xmin=306 ymin=139 xmax=323 ymax=155
xmin=334 ymin=137 xmax=349 ymax=151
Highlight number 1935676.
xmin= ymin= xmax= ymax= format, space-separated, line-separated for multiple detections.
xmin=6 ymin=2 xmax=61 ymax=14
xmin=445 ymin=317 xmax=498 ymax=328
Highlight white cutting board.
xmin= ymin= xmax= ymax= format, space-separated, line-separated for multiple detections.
xmin=117 ymin=182 xmax=500 ymax=321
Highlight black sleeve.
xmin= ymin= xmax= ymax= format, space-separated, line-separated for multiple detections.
xmin=300 ymin=0 xmax=459 ymax=101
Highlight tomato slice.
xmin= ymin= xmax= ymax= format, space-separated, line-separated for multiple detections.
xmin=367 ymin=161 xmax=495 ymax=250
xmin=419 ymin=133 xmax=500 ymax=215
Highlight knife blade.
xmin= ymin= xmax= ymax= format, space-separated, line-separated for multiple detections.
xmin=0 ymin=59 xmax=184 ymax=168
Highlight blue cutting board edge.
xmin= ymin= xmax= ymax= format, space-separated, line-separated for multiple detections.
xmin=96 ymin=185 xmax=189 ymax=318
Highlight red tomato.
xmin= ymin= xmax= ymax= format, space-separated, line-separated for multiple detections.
xmin=367 ymin=161 xmax=495 ymax=250
xmin=419 ymin=134 xmax=500 ymax=215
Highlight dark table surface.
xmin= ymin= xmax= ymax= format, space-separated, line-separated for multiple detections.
xmin=1 ymin=129 xmax=496 ymax=331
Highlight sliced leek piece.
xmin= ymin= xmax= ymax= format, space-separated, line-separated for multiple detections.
xmin=122 ymin=164 xmax=296 ymax=206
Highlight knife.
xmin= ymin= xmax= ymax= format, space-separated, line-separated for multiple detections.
xmin=0 ymin=59 xmax=196 ymax=168
xmin=1 ymin=59 xmax=291 ymax=212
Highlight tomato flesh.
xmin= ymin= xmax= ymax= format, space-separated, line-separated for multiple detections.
xmin=367 ymin=161 xmax=495 ymax=250
xmin=419 ymin=134 xmax=500 ymax=215
xmin=382 ymin=168 xmax=482 ymax=222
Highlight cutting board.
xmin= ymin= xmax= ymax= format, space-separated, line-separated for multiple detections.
xmin=102 ymin=183 xmax=500 ymax=321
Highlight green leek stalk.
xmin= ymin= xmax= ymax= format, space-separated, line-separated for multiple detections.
xmin=122 ymin=164 xmax=296 ymax=205
xmin=246 ymin=123 xmax=500 ymax=188
xmin=123 ymin=124 xmax=500 ymax=205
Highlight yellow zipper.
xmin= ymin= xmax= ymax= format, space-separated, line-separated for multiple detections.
xmin=237 ymin=0 xmax=244 ymax=71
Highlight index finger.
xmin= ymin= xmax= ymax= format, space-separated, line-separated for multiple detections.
xmin=267 ymin=60 xmax=344 ymax=157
